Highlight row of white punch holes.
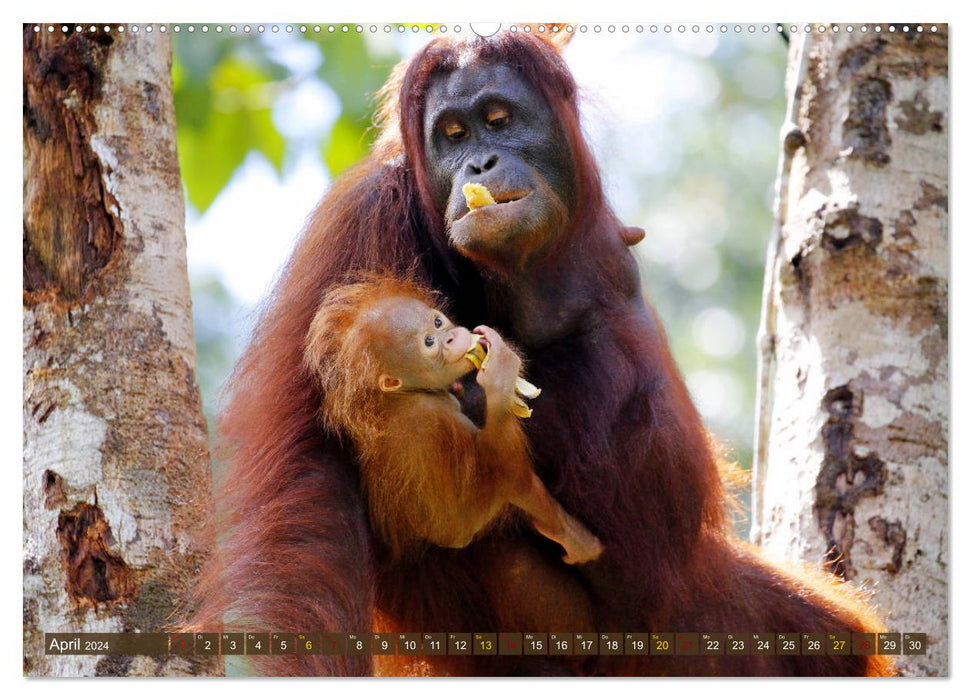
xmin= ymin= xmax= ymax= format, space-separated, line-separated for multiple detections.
xmin=31 ymin=23 xmax=941 ymax=36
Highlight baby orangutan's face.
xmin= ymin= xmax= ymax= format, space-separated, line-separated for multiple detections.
xmin=365 ymin=297 xmax=474 ymax=393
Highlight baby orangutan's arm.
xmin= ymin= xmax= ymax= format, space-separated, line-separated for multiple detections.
xmin=472 ymin=325 xmax=604 ymax=565
xmin=513 ymin=474 xmax=605 ymax=565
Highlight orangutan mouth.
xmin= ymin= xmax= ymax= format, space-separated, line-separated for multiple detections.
xmin=456 ymin=190 xmax=532 ymax=221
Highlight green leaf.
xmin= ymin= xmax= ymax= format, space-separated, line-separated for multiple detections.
xmin=313 ymin=33 xmax=395 ymax=117
xmin=173 ymin=30 xmax=404 ymax=212
xmin=175 ymin=56 xmax=286 ymax=213
xmin=307 ymin=33 xmax=400 ymax=177
xmin=323 ymin=113 xmax=369 ymax=177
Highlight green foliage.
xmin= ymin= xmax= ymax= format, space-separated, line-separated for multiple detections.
xmin=173 ymin=31 xmax=402 ymax=213
xmin=313 ymin=32 xmax=389 ymax=116
xmin=176 ymin=58 xmax=285 ymax=212
xmin=173 ymin=34 xmax=289 ymax=213
xmin=323 ymin=112 xmax=369 ymax=176
xmin=309 ymin=32 xmax=399 ymax=175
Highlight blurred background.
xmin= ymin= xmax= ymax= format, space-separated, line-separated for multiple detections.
xmin=175 ymin=24 xmax=786 ymax=529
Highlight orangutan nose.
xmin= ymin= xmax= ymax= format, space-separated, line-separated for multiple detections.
xmin=466 ymin=153 xmax=498 ymax=176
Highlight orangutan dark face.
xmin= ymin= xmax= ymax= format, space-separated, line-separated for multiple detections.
xmin=423 ymin=63 xmax=575 ymax=271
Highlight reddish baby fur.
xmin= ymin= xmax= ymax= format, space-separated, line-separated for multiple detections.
xmin=186 ymin=31 xmax=894 ymax=676
xmin=303 ymin=276 xmax=603 ymax=571
xmin=302 ymin=276 xmax=521 ymax=560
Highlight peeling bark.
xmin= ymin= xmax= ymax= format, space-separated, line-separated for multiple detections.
xmin=57 ymin=502 xmax=136 ymax=607
xmin=23 ymin=29 xmax=122 ymax=304
xmin=753 ymin=26 xmax=948 ymax=677
xmin=23 ymin=28 xmax=220 ymax=676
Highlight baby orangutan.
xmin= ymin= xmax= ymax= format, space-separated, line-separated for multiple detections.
xmin=305 ymin=275 xmax=603 ymax=565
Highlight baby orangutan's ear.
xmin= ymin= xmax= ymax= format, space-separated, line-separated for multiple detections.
xmin=379 ymin=374 xmax=403 ymax=393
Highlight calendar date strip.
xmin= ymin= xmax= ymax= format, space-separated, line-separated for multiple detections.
xmin=45 ymin=631 xmax=927 ymax=656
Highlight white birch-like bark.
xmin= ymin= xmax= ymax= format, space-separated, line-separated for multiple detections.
xmin=23 ymin=29 xmax=218 ymax=676
xmin=753 ymin=26 xmax=948 ymax=676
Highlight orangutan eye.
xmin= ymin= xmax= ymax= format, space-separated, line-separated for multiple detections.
xmin=424 ymin=335 xmax=435 ymax=348
xmin=443 ymin=120 xmax=467 ymax=142
xmin=486 ymin=106 xmax=510 ymax=129
xmin=434 ymin=317 xmax=443 ymax=328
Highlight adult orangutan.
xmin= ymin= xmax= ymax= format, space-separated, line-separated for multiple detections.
xmin=188 ymin=30 xmax=893 ymax=676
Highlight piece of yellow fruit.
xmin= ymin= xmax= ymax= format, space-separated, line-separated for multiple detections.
xmin=515 ymin=378 xmax=541 ymax=400
xmin=464 ymin=333 xmax=542 ymax=419
xmin=464 ymin=334 xmax=488 ymax=370
xmin=463 ymin=182 xmax=496 ymax=210
xmin=511 ymin=397 xmax=533 ymax=419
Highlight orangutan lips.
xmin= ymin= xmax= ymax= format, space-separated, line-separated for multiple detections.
xmin=460 ymin=183 xmax=530 ymax=220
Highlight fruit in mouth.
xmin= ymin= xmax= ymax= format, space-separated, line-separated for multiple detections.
xmin=462 ymin=182 xmax=497 ymax=210
xmin=464 ymin=334 xmax=489 ymax=368
xmin=457 ymin=183 xmax=530 ymax=223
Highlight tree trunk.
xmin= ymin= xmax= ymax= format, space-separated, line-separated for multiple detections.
xmin=23 ymin=27 xmax=219 ymax=676
xmin=752 ymin=26 xmax=947 ymax=676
